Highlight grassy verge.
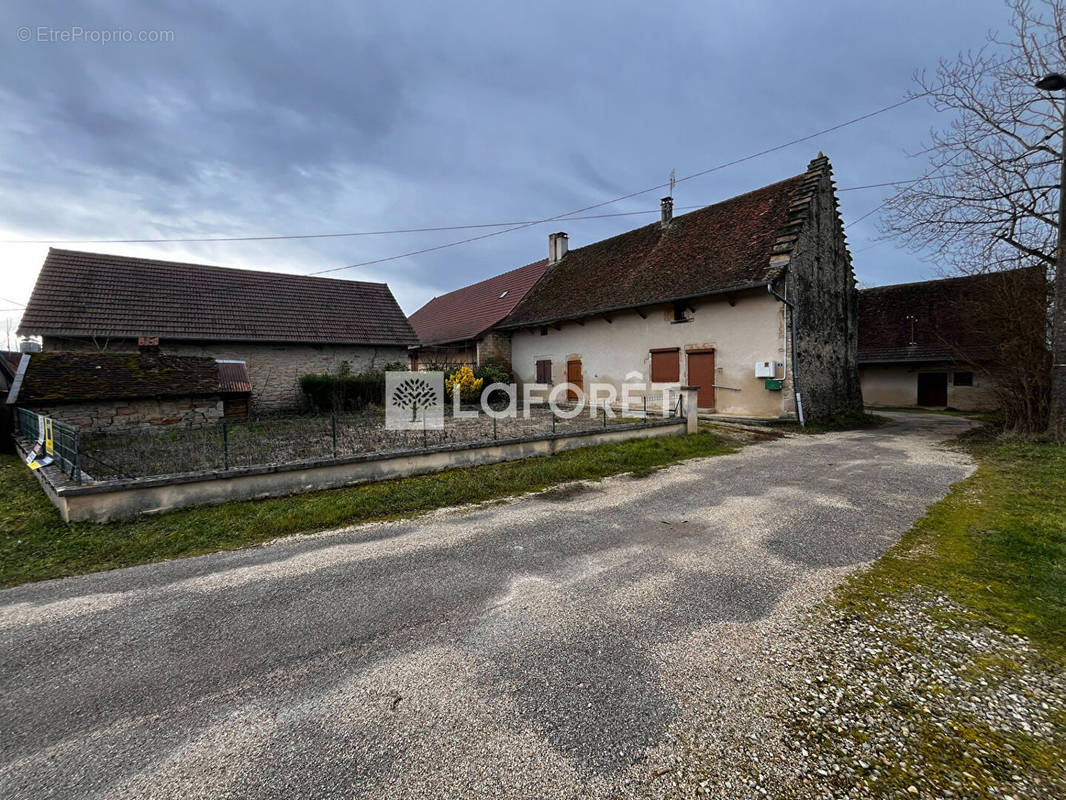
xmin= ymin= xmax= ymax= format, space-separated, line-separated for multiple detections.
xmin=0 ymin=430 xmax=737 ymax=588
xmin=836 ymin=436 xmax=1065 ymax=661
xmin=801 ymin=434 xmax=1066 ymax=795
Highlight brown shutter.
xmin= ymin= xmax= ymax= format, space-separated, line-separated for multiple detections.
xmin=536 ymin=359 xmax=552 ymax=383
xmin=650 ymin=348 xmax=680 ymax=382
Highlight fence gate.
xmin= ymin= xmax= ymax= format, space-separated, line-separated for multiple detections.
xmin=14 ymin=408 xmax=81 ymax=485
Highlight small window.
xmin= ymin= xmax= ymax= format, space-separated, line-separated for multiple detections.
xmin=540 ymin=326 xmax=548 ymax=336
xmin=672 ymin=301 xmax=691 ymax=323
xmin=954 ymin=371 xmax=974 ymax=387
xmin=650 ymin=348 xmax=680 ymax=382
xmin=536 ymin=359 xmax=552 ymax=383
xmin=499 ymin=290 xmax=509 ymax=299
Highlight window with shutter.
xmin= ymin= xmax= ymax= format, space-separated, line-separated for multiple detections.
xmin=536 ymin=359 xmax=552 ymax=383
xmin=650 ymin=348 xmax=680 ymax=382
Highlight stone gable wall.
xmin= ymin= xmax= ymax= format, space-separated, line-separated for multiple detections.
xmin=782 ymin=164 xmax=864 ymax=420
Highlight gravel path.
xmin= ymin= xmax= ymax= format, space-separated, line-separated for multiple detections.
xmin=0 ymin=413 xmax=975 ymax=799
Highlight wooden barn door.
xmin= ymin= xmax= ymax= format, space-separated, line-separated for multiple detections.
xmin=687 ymin=350 xmax=716 ymax=410
xmin=566 ymin=358 xmax=583 ymax=401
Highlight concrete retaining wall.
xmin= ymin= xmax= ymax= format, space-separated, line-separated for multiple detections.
xmin=22 ymin=419 xmax=685 ymax=522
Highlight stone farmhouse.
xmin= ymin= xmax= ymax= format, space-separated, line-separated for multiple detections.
xmin=408 ymin=258 xmax=549 ymax=370
xmin=857 ymin=268 xmax=1046 ymax=411
xmin=18 ymin=249 xmax=418 ymax=414
xmin=418 ymin=155 xmax=861 ymax=421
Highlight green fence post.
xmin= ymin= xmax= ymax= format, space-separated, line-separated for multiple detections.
xmin=73 ymin=429 xmax=81 ymax=486
xmin=223 ymin=422 xmax=229 ymax=470
xmin=643 ymin=395 xmax=647 ymax=423
xmin=602 ymin=402 xmax=607 ymax=428
xmin=423 ymin=412 xmax=428 ymax=448
xmin=552 ymin=411 xmax=556 ymax=434
xmin=331 ymin=413 xmax=338 ymax=459
xmin=493 ymin=415 xmax=497 ymax=440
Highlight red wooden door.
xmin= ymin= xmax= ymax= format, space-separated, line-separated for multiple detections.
xmin=687 ymin=351 xmax=716 ymax=410
xmin=567 ymin=359 xmax=583 ymax=401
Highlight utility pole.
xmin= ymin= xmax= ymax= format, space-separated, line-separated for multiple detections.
xmin=1035 ymin=72 xmax=1066 ymax=441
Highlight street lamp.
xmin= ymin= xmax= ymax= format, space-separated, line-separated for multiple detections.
xmin=1035 ymin=72 xmax=1066 ymax=438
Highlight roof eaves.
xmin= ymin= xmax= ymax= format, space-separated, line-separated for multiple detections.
xmin=496 ymin=281 xmax=769 ymax=330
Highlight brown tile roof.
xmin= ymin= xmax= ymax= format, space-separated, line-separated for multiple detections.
xmin=7 ymin=351 xmax=233 ymax=404
xmin=18 ymin=249 xmax=418 ymax=346
xmin=857 ymin=268 xmax=1045 ymax=364
xmin=498 ymin=165 xmax=819 ymax=328
xmin=216 ymin=360 xmax=252 ymax=393
xmin=408 ymin=259 xmax=550 ymax=345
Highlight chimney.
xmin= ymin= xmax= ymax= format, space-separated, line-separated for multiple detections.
xmin=661 ymin=196 xmax=673 ymax=228
xmin=138 ymin=336 xmax=160 ymax=354
xmin=548 ymin=231 xmax=568 ymax=264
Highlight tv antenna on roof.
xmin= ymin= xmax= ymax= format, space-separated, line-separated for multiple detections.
xmin=669 ymin=168 xmax=676 ymax=198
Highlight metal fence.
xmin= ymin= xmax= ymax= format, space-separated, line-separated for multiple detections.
xmin=75 ymin=402 xmax=681 ymax=482
xmin=14 ymin=408 xmax=81 ymax=484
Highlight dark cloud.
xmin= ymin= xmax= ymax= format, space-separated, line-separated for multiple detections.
xmin=0 ymin=0 xmax=1011 ymax=338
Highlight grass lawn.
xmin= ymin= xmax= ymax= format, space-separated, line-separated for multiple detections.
xmin=0 ymin=430 xmax=737 ymax=588
xmin=836 ymin=435 xmax=1065 ymax=661
xmin=810 ymin=433 xmax=1066 ymax=793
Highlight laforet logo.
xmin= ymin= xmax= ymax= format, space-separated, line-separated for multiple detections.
xmin=391 ymin=376 xmax=438 ymax=421
xmin=385 ymin=371 xmax=445 ymax=430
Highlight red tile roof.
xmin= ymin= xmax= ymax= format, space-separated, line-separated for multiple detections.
xmin=408 ymin=258 xmax=550 ymax=345
xmin=857 ymin=268 xmax=1045 ymax=364
xmin=8 ymin=352 xmax=233 ymax=404
xmin=216 ymin=360 xmax=252 ymax=393
xmin=498 ymin=170 xmax=813 ymax=328
xmin=18 ymin=249 xmax=418 ymax=346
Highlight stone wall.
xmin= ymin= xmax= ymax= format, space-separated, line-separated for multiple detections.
xmin=779 ymin=158 xmax=864 ymax=420
xmin=43 ymin=337 xmax=409 ymax=414
xmin=477 ymin=331 xmax=513 ymax=370
xmin=28 ymin=396 xmax=224 ymax=433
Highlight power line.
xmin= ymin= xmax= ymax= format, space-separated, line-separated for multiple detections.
xmin=0 ymin=179 xmax=920 ymax=247
xmin=0 ymin=93 xmax=926 ymax=257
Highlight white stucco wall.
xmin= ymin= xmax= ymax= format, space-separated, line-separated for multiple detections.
xmin=510 ymin=292 xmax=790 ymax=418
xmin=860 ymin=364 xmax=998 ymax=411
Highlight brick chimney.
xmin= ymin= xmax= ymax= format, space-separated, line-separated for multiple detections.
xmin=137 ymin=336 xmax=160 ymax=354
xmin=661 ymin=196 xmax=673 ymax=228
xmin=548 ymin=232 xmax=568 ymax=264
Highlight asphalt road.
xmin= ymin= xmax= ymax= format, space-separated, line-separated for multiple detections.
xmin=0 ymin=412 xmax=975 ymax=799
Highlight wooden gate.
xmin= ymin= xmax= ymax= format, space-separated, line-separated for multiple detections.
xmin=566 ymin=358 xmax=583 ymax=401
xmin=687 ymin=350 xmax=716 ymax=410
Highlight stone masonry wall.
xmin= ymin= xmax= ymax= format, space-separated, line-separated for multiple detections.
xmin=477 ymin=331 xmax=513 ymax=371
xmin=28 ymin=396 xmax=224 ymax=433
xmin=43 ymin=338 xmax=409 ymax=414
xmin=780 ymin=158 xmax=863 ymax=420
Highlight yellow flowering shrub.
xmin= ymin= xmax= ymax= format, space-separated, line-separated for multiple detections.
xmin=445 ymin=365 xmax=484 ymax=402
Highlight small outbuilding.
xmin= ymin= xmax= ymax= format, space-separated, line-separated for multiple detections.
xmin=4 ymin=350 xmax=251 ymax=432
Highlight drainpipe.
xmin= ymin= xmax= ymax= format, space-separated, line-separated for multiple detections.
xmin=767 ymin=282 xmax=805 ymax=428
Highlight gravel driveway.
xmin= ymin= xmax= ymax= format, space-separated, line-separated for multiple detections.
xmin=0 ymin=412 xmax=975 ymax=799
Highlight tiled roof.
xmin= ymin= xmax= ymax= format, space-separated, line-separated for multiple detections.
xmin=216 ymin=360 xmax=252 ymax=393
xmin=408 ymin=259 xmax=550 ymax=345
xmin=499 ymin=164 xmax=819 ymax=328
xmin=7 ymin=351 xmax=234 ymax=404
xmin=857 ymin=268 xmax=1044 ymax=364
xmin=18 ymin=249 xmax=419 ymax=346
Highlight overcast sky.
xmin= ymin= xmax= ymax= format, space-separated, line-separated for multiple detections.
xmin=1 ymin=0 xmax=1015 ymax=347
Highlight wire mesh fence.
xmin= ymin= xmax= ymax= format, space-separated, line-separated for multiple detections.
xmin=76 ymin=402 xmax=676 ymax=481
xmin=14 ymin=407 xmax=81 ymax=484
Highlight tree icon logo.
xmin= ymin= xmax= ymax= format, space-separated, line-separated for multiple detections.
xmin=385 ymin=371 xmax=445 ymax=429
xmin=391 ymin=376 xmax=438 ymax=421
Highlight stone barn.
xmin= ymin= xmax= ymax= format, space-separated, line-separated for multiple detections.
xmin=18 ymin=249 xmax=419 ymax=414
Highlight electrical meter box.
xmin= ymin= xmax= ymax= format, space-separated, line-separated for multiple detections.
xmin=754 ymin=360 xmax=776 ymax=379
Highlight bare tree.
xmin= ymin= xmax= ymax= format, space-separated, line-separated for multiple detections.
xmin=881 ymin=0 xmax=1063 ymax=438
